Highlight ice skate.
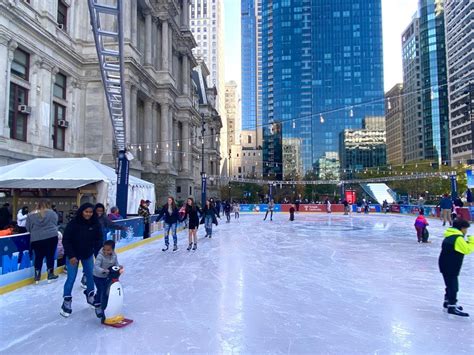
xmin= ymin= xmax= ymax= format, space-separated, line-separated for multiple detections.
xmin=47 ymin=269 xmax=58 ymax=283
xmin=80 ymin=274 xmax=87 ymax=289
xmin=173 ymin=244 xmax=178 ymax=252
xmin=443 ymin=301 xmax=463 ymax=311
xmin=34 ymin=270 xmax=41 ymax=285
xmin=60 ymin=296 xmax=72 ymax=318
xmin=162 ymin=245 xmax=169 ymax=252
xmin=187 ymin=243 xmax=192 ymax=251
xmin=192 ymin=243 xmax=197 ymax=250
xmin=84 ymin=290 xmax=95 ymax=306
xmin=95 ymin=306 xmax=104 ymax=320
xmin=447 ymin=305 xmax=469 ymax=317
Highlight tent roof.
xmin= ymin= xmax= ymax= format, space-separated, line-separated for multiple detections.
xmin=0 ymin=158 xmax=154 ymax=189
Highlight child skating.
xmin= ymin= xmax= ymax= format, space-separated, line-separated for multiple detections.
xmin=414 ymin=209 xmax=429 ymax=243
xmin=438 ymin=219 xmax=474 ymax=317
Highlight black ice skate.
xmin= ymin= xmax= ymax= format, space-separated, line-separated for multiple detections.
xmin=84 ymin=290 xmax=95 ymax=306
xmin=47 ymin=269 xmax=58 ymax=283
xmin=443 ymin=301 xmax=463 ymax=311
xmin=60 ymin=296 xmax=72 ymax=318
xmin=192 ymin=243 xmax=197 ymax=251
xmin=162 ymin=245 xmax=169 ymax=252
xmin=173 ymin=244 xmax=178 ymax=252
xmin=187 ymin=243 xmax=192 ymax=251
xmin=34 ymin=269 xmax=41 ymax=285
xmin=80 ymin=274 xmax=87 ymax=289
xmin=447 ymin=305 xmax=469 ymax=317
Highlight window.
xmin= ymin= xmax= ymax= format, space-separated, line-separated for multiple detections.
xmin=57 ymin=1 xmax=68 ymax=30
xmin=54 ymin=73 xmax=67 ymax=99
xmin=248 ymin=135 xmax=252 ymax=144
xmin=9 ymin=83 xmax=29 ymax=141
xmin=11 ymin=49 xmax=29 ymax=80
xmin=177 ymin=186 xmax=182 ymax=193
xmin=53 ymin=103 xmax=66 ymax=150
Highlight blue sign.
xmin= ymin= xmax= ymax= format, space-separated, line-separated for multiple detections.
xmin=467 ymin=170 xmax=474 ymax=188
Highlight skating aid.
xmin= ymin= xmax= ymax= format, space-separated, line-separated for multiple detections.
xmin=101 ymin=266 xmax=133 ymax=328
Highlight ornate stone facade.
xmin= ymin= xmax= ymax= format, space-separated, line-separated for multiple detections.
xmin=0 ymin=0 xmax=221 ymax=205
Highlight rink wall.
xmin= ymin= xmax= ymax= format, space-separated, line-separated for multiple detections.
xmin=0 ymin=215 xmax=182 ymax=294
xmin=239 ymin=204 xmax=381 ymax=213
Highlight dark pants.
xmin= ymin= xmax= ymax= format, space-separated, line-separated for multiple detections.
xmin=143 ymin=222 xmax=150 ymax=239
xmin=226 ymin=212 xmax=231 ymax=222
xmin=264 ymin=210 xmax=273 ymax=220
xmin=289 ymin=213 xmax=294 ymax=221
xmin=93 ymin=276 xmax=108 ymax=306
xmin=31 ymin=236 xmax=58 ymax=272
xmin=442 ymin=273 xmax=459 ymax=305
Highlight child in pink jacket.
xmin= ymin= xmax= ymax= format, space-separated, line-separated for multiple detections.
xmin=414 ymin=209 xmax=429 ymax=243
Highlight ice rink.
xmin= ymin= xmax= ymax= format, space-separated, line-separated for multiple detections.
xmin=1 ymin=213 xmax=473 ymax=354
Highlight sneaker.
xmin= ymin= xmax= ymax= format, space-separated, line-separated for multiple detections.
xmin=34 ymin=269 xmax=41 ymax=285
xmin=84 ymin=290 xmax=95 ymax=306
xmin=60 ymin=296 xmax=72 ymax=318
xmin=187 ymin=243 xmax=192 ymax=251
xmin=162 ymin=245 xmax=169 ymax=252
xmin=173 ymin=245 xmax=178 ymax=252
xmin=192 ymin=243 xmax=197 ymax=251
xmin=447 ymin=305 xmax=469 ymax=317
xmin=47 ymin=269 xmax=59 ymax=283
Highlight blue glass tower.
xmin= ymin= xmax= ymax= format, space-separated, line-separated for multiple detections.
xmin=241 ymin=0 xmax=258 ymax=131
xmin=261 ymin=0 xmax=385 ymax=179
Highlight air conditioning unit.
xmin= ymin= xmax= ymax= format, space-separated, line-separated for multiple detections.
xmin=57 ymin=23 xmax=64 ymax=30
xmin=57 ymin=119 xmax=69 ymax=128
xmin=17 ymin=105 xmax=31 ymax=114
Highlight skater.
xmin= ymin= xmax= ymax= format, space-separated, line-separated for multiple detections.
xmin=183 ymin=198 xmax=201 ymax=251
xmin=263 ymin=199 xmax=275 ymax=221
xmin=438 ymin=219 xmax=474 ymax=317
xmin=295 ymin=197 xmax=301 ymax=212
xmin=61 ymin=203 xmax=103 ymax=318
xmin=156 ymin=197 xmax=180 ymax=252
xmin=289 ymin=205 xmax=295 ymax=221
xmin=224 ymin=201 xmax=231 ymax=223
xmin=138 ymin=199 xmax=151 ymax=239
xmin=16 ymin=206 xmax=28 ymax=233
xmin=234 ymin=202 xmax=240 ymax=220
xmin=466 ymin=188 xmax=473 ymax=206
xmin=414 ymin=209 xmax=429 ymax=243
xmin=382 ymin=200 xmax=388 ymax=214
xmin=26 ymin=202 xmax=59 ymax=284
xmin=439 ymin=194 xmax=453 ymax=226
xmin=93 ymin=240 xmax=121 ymax=318
xmin=200 ymin=199 xmax=219 ymax=238
xmin=325 ymin=198 xmax=332 ymax=213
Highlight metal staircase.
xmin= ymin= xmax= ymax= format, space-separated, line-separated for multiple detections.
xmin=87 ymin=0 xmax=126 ymax=151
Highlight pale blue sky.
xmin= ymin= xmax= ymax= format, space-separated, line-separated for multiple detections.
xmin=224 ymin=0 xmax=419 ymax=93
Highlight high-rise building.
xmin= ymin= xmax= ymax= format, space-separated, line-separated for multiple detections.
xmin=401 ymin=15 xmax=424 ymax=163
xmin=225 ymin=81 xmax=241 ymax=147
xmin=261 ymin=0 xmax=384 ymax=179
xmin=339 ymin=117 xmax=387 ymax=172
xmin=190 ymin=0 xmax=228 ymax=174
xmin=445 ymin=0 xmax=474 ymax=164
xmin=385 ymin=84 xmax=404 ymax=165
xmin=418 ymin=0 xmax=450 ymax=165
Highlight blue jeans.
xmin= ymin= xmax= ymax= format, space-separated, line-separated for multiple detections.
xmin=205 ymin=216 xmax=213 ymax=236
xmin=164 ymin=223 xmax=177 ymax=246
xmin=93 ymin=276 xmax=108 ymax=306
xmin=63 ymin=256 xmax=94 ymax=297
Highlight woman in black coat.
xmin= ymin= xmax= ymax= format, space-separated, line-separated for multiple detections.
xmin=156 ymin=197 xmax=181 ymax=252
xmin=60 ymin=203 xmax=103 ymax=318
xmin=183 ymin=197 xmax=202 ymax=251
xmin=200 ymin=199 xmax=219 ymax=238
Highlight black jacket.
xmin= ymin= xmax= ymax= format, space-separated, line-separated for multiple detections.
xmin=200 ymin=206 xmax=219 ymax=225
xmin=63 ymin=204 xmax=103 ymax=260
xmin=157 ymin=204 xmax=181 ymax=225
xmin=439 ymin=231 xmax=465 ymax=276
xmin=184 ymin=205 xmax=201 ymax=226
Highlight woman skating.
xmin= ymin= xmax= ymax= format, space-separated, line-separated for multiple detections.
xmin=156 ymin=197 xmax=181 ymax=252
xmin=183 ymin=198 xmax=201 ymax=250
xmin=200 ymin=199 xmax=219 ymax=238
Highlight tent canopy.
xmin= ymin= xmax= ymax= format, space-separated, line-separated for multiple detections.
xmin=0 ymin=158 xmax=155 ymax=214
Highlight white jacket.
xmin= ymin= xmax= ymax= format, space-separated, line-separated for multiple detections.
xmin=17 ymin=209 xmax=27 ymax=227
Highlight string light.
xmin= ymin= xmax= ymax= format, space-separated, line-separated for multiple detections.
xmin=349 ymin=107 xmax=354 ymax=117
xmin=177 ymin=142 xmax=180 ymax=147
xmin=387 ymin=98 xmax=392 ymax=110
xmin=320 ymin=114 xmax=324 ymax=123
xmin=138 ymin=145 xmax=142 ymax=151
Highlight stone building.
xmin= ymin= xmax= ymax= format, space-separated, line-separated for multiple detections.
xmin=385 ymin=83 xmax=404 ymax=165
xmin=229 ymin=130 xmax=262 ymax=179
xmin=0 ymin=0 xmax=221 ymax=205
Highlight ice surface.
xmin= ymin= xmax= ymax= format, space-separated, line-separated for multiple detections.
xmin=0 ymin=213 xmax=473 ymax=354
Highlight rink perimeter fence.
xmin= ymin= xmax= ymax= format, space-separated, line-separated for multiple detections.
xmin=1 ymin=205 xmax=473 ymax=294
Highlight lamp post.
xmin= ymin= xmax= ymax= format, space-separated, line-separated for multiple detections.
xmin=200 ymin=113 xmax=206 ymax=207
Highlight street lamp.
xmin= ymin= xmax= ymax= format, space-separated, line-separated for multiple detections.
xmin=200 ymin=113 xmax=206 ymax=207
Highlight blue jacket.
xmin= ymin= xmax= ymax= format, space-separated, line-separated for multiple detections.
xmin=439 ymin=197 xmax=453 ymax=210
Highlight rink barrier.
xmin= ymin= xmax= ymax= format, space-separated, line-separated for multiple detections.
xmin=239 ymin=204 xmax=381 ymax=213
xmin=0 ymin=215 xmax=184 ymax=295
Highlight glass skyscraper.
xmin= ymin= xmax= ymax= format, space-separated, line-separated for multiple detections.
xmin=241 ymin=0 xmax=258 ymax=131
xmin=261 ymin=0 xmax=384 ymax=179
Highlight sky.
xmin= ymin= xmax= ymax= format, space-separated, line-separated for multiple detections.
xmin=224 ymin=0 xmax=419 ymax=93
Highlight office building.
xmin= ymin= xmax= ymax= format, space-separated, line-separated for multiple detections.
xmin=385 ymin=84 xmax=404 ymax=165
xmin=445 ymin=0 xmax=474 ymax=164
xmin=261 ymin=0 xmax=385 ymax=179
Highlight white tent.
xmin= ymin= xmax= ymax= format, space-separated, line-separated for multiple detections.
xmin=0 ymin=158 xmax=155 ymax=214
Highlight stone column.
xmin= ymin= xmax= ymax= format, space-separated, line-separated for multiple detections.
xmin=130 ymin=86 xmax=138 ymax=146
xmin=160 ymin=102 xmax=170 ymax=165
xmin=0 ymin=35 xmax=14 ymax=136
xmin=131 ymin=0 xmax=138 ymax=46
xmin=168 ymin=27 xmax=173 ymax=75
xmin=143 ymin=99 xmax=153 ymax=165
xmin=182 ymin=0 xmax=189 ymax=28
xmin=125 ymin=83 xmax=132 ymax=145
xmin=182 ymin=55 xmax=189 ymax=95
xmin=182 ymin=121 xmax=190 ymax=172
xmin=144 ymin=12 xmax=152 ymax=66
xmin=161 ymin=20 xmax=169 ymax=71
xmin=173 ymin=119 xmax=179 ymax=169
